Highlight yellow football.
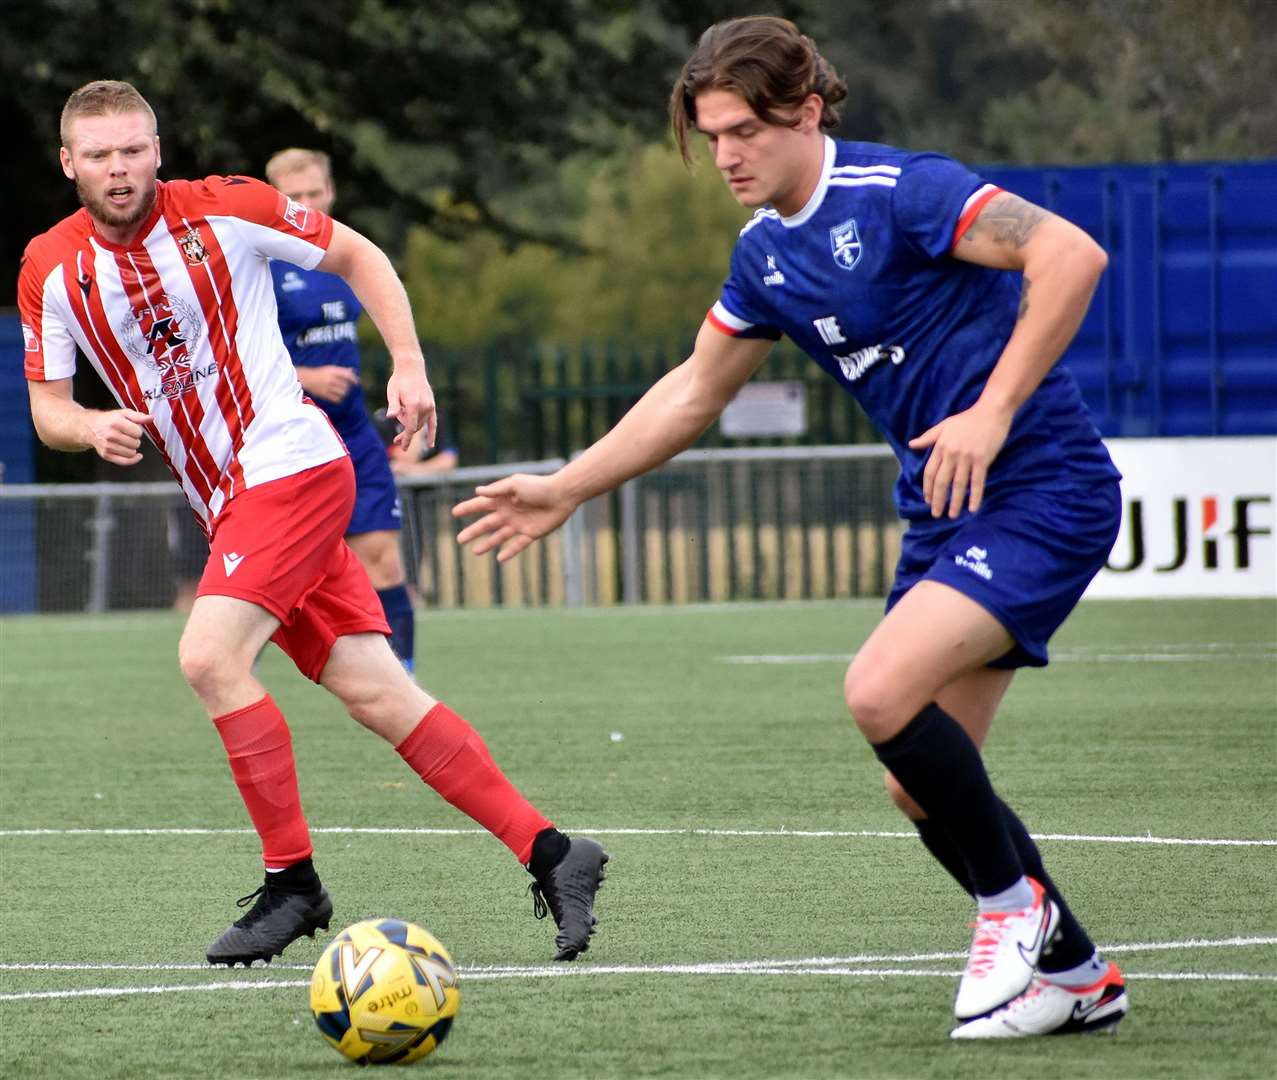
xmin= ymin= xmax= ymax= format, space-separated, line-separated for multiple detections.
xmin=309 ymin=918 xmax=460 ymax=1065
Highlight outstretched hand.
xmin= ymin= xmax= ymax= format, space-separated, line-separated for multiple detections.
xmin=453 ymin=474 xmax=575 ymax=562
xmin=907 ymin=401 xmax=1012 ymax=518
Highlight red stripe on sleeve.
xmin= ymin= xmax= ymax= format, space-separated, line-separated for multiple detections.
xmin=951 ymin=186 xmax=1004 ymax=251
xmin=17 ymin=256 xmax=50 ymax=380
xmin=705 ymin=307 xmax=742 ymax=337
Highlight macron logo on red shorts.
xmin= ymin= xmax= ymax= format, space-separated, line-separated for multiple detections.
xmin=223 ymin=552 xmax=245 ymax=577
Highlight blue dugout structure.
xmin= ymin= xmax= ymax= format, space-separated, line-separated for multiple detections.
xmin=981 ymin=159 xmax=1277 ymax=437
xmin=0 ymin=314 xmax=36 ymax=611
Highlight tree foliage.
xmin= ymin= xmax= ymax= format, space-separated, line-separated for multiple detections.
xmin=399 ymin=0 xmax=1277 ymax=352
xmin=6 ymin=0 xmax=1272 ymax=340
xmin=973 ymin=0 xmax=1277 ymax=163
xmin=1 ymin=0 xmax=801 ymax=298
xmin=403 ymin=138 xmax=744 ymax=349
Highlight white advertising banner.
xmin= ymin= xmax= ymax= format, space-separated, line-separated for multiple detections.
xmin=1087 ymin=437 xmax=1276 ymax=598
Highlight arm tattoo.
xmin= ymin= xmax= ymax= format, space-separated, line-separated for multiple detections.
xmin=1018 ymin=276 xmax=1032 ymax=320
xmin=962 ymin=193 xmax=1048 ymax=250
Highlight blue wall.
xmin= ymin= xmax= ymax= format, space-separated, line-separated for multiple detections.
xmin=0 ymin=312 xmax=36 ymax=611
xmin=0 ymin=314 xmax=35 ymax=484
xmin=981 ymin=159 xmax=1277 ymax=437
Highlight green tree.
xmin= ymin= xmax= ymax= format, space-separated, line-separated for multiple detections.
xmin=3 ymin=0 xmax=798 ymax=298
xmin=550 ymin=137 xmax=746 ymax=344
xmin=397 ymin=137 xmax=745 ymax=349
xmin=974 ymin=0 xmax=1277 ymax=163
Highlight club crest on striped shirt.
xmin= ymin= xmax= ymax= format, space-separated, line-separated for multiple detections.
xmin=178 ymin=228 xmax=208 ymax=265
xmin=120 ymin=293 xmax=217 ymax=401
xmin=829 ymin=218 xmax=863 ymax=271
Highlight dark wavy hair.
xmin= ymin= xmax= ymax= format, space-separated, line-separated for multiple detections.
xmin=670 ymin=16 xmax=848 ymax=164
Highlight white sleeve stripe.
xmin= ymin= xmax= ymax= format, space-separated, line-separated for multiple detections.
xmin=829 ymin=164 xmax=902 ymax=177
xmin=37 ymin=269 xmax=78 ymax=378
xmin=827 ymin=176 xmax=898 ymax=189
xmin=961 ymin=183 xmax=1001 ymax=216
xmin=710 ymin=301 xmax=752 ymax=331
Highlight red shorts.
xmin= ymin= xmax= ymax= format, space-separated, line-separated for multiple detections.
xmin=196 ymin=457 xmax=390 ymax=681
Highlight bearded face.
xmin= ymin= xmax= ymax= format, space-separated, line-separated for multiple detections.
xmin=61 ymin=110 xmax=161 ymax=241
xmin=74 ymin=170 xmax=158 ymax=230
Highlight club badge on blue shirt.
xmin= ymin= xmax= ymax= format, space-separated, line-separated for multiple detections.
xmin=830 ymin=218 xmax=863 ymax=271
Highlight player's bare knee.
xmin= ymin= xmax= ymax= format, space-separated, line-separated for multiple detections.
xmin=843 ymin=667 xmax=898 ymax=742
xmin=177 ymin=638 xmax=225 ymax=699
xmin=321 ymin=667 xmax=373 ymax=723
xmin=324 ymin=669 xmax=398 ymax=735
xmin=346 ymin=690 xmax=388 ymax=732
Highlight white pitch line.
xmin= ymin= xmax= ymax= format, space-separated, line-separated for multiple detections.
xmin=3 ymin=967 xmax=1276 ymax=1003
xmin=3 ymin=935 xmax=1272 ymax=978
xmin=0 ymin=981 xmax=311 ymax=1002
xmin=1 ymin=825 xmax=1272 ymax=846
xmin=1102 ymin=935 xmax=1277 ymax=954
xmin=720 ymin=648 xmax=1277 ymax=664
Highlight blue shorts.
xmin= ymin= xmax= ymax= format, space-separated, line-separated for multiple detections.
xmin=885 ymin=479 xmax=1122 ymax=669
xmin=340 ymin=419 xmax=402 ymax=536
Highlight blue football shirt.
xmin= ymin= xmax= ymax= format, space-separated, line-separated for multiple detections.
xmin=710 ymin=136 xmax=1119 ymax=522
xmin=271 ymin=262 xmax=367 ymax=432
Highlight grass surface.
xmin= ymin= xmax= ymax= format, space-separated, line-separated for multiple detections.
xmin=1 ymin=598 xmax=1274 ymax=1078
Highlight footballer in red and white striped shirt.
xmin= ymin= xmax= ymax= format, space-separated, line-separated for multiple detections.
xmin=19 ymin=80 xmax=606 ymax=968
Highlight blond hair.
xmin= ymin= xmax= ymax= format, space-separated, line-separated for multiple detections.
xmin=265 ymin=148 xmax=333 ymax=187
xmin=60 ymin=80 xmax=157 ymax=148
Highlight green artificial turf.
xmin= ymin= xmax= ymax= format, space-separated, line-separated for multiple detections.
xmin=1 ymin=598 xmax=1273 ymax=1078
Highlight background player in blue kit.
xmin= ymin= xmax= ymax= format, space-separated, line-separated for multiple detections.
xmin=455 ymin=16 xmax=1129 ymax=1039
xmin=265 ymin=148 xmax=417 ymax=673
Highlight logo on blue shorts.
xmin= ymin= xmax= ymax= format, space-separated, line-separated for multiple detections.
xmin=954 ymin=545 xmax=993 ymax=580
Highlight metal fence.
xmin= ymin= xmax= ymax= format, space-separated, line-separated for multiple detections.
xmin=368 ymin=341 xmax=883 ymax=467
xmin=0 ymin=446 xmax=901 ymax=614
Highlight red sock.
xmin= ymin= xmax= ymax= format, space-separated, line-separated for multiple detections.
xmin=396 ymin=703 xmax=553 ymax=865
xmin=213 ymin=695 xmax=313 ymax=868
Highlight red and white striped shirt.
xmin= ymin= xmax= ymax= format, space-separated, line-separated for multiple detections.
xmin=19 ymin=176 xmax=348 ymax=527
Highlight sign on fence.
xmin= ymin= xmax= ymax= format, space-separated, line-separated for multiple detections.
xmin=1088 ymin=437 xmax=1276 ymax=598
xmin=720 ymin=381 xmax=807 ymax=438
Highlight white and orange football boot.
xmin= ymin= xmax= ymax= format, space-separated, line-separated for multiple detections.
xmin=951 ymin=961 xmax=1129 ymax=1038
xmin=953 ymin=877 xmax=1058 ymax=1020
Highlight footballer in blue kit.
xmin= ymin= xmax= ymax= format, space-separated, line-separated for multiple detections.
xmin=709 ymin=139 xmax=1122 ymax=667
xmin=267 ymin=149 xmax=416 ymax=672
xmin=456 ymin=16 xmax=1129 ymax=1039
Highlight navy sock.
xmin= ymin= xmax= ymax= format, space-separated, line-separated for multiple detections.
xmin=872 ymin=703 xmax=1022 ymax=896
xmin=913 ymin=801 xmax=1096 ymax=969
xmin=376 ymin=585 xmax=416 ymax=673
xmin=999 ymin=799 xmax=1096 ymax=970
xmin=915 ymin=817 xmax=973 ymax=893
